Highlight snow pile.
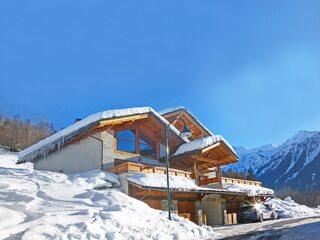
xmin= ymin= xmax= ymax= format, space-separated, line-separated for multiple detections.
xmin=18 ymin=107 xmax=189 ymax=164
xmin=128 ymin=172 xmax=207 ymax=191
xmin=0 ymin=156 xmax=215 ymax=239
xmin=267 ymin=197 xmax=320 ymax=218
xmin=0 ymin=152 xmax=33 ymax=169
xmin=69 ymin=170 xmax=121 ymax=189
xmin=175 ymin=135 xmax=236 ymax=156
xmin=223 ymin=183 xmax=274 ymax=196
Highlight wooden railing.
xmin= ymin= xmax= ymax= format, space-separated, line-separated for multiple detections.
xmin=199 ymin=176 xmax=220 ymax=186
xmin=199 ymin=176 xmax=262 ymax=186
xmin=221 ymin=177 xmax=262 ymax=186
xmin=106 ymin=162 xmax=192 ymax=178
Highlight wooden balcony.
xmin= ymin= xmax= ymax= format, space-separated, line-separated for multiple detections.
xmin=199 ymin=176 xmax=262 ymax=186
xmin=199 ymin=176 xmax=220 ymax=186
xmin=106 ymin=162 xmax=192 ymax=178
xmin=221 ymin=177 xmax=262 ymax=186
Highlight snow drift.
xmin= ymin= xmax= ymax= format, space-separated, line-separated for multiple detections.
xmin=267 ymin=197 xmax=320 ymax=218
xmin=0 ymin=153 xmax=215 ymax=240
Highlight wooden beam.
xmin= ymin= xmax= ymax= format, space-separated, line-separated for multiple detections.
xmin=98 ymin=114 xmax=149 ymax=127
xmin=201 ymin=142 xmax=220 ymax=153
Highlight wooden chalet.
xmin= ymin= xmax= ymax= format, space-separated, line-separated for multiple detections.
xmin=18 ymin=106 xmax=274 ymax=226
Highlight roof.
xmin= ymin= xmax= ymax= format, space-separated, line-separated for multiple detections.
xmin=174 ymin=135 xmax=237 ymax=157
xmin=17 ymin=107 xmax=188 ymax=164
xmin=127 ymin=172 xmax=273 ymax=197
xmin=221 ymin=183 xmax=274 ymax=197
xmin=159 ymin=106 xmax=213 ymax=138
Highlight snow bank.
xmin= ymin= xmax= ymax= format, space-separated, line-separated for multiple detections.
xmin=223 ymin=183 xmax=274 ymax=196
xmin=267 ymin=197 xmax=320 ymax=218
xmin=69 ymin=169 xmax=121 ymax=189
xmin=0 ymin=152 xmax=33 ymax=169
xmin=128 ymin=172 xmax=209 ymax=191
xmin=0 ymin=154 xmax=215 ymax=239
xmin=18 ymin=107 xmax=189 ymax=164
xmin=175 ymin=135 xmax=236 ymax=156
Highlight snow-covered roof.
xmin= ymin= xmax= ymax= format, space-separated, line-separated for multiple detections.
xmin=159 ymin=106 xmax=214 ymax=136
xmin=18 ymin=107 xmax=188 ymax=164
xmin=127 ymin=172 xmax=228 ymax=193
xmin=174 ymin=135 xmax=237 ymax=156
xmin=127 ymin=172 xmax=273 ymax=197
xmin=222 ymin=183 xmax=274 ymax=197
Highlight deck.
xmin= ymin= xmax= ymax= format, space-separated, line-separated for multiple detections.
xmin=106 ymin=162 xmax=192 ymax=178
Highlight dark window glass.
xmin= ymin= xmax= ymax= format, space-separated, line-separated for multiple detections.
xmin=240 ymin=206 xmax=254 ymax=212
xmin=139 ymin=132 xmax=157 ymax=159
xmin=116 ymin=129 xmax=135 ymax=141
xmin=116 ymin=129 xmax=136 ymax=153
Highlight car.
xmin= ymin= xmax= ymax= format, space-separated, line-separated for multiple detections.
xmin=237 ymin=203 xmax=278 ymax=223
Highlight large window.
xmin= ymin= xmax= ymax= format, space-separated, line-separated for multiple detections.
xmin=115 ymin=127 xmax=158 ymax=159
xmin=115 ymin=129 xmax=136 ymax=154
xmin=139 ymin=132 xmax=157 ymax=159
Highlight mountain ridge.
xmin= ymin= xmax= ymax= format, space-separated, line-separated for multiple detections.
xmin=225 ymin=130 xmax=320 ymax=190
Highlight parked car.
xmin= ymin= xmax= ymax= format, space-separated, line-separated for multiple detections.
xmin=238 ymin=203 xmax=278 ymax=223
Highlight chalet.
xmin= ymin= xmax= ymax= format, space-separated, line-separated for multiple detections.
xmin=17 ymin=106 xmax=274 ymax=225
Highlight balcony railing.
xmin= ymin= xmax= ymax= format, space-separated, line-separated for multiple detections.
xmin=199 ymin=176 xmax=262 ymax=186
xmin=106 ymin=162 xmax=192 ymax=178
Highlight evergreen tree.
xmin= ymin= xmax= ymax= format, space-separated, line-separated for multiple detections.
xmin=246 ymin=167 xmax=256 ymax=180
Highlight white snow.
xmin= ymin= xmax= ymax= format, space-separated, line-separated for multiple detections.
xmin=158 ymin=106 xmax=186 ymax=115
xmin=18 ymin=107 xmax=189 ymax=164
xmin=127 ymin=172 xmax=219 ymax=192
xmin=0 ymin=154 xmax=215 ymax=240
xmin=282 ymin=130 xmax=319 ymax=147
xmin=222 ymin=183 xmax=274 ymax=196
xmin=175 ymin=135 xmax=236 ymax=156
xmin=0 ymin=152 xmax=33 ymax=169
xmin=267 ymin=197 xmax=320 ymax=218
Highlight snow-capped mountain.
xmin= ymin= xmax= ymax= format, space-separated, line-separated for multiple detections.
xmin=224 ymin=130 xmax=320 ymax=190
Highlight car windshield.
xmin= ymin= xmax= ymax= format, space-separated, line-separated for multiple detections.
xmin=240 ymin=206 xmax=254 ymax=212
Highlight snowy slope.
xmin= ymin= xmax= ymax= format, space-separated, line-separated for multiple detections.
xmin=224 ymin=130 xmax=320 ymax=190
xmin=0 ymin=154 xmax=214 ymax=240
xmin=268 ymin=197 xmax=320 ymax=218
xmin=0 ymin=152 xmax=33 ymax=169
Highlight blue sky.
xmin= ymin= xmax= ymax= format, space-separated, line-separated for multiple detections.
xmin=1 ymin=1 xmax=320 ymax=148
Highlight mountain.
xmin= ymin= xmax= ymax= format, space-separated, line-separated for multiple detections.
xmin=224 ymin=130 xmax=320 ymax=190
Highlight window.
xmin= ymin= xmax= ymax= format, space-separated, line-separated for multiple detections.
xmin=116 ymin=129 xmax=136 ymax=154
xmin=139 ymin=132 xmax=157 ymax=159
xmin=115 ymin=127 xmax=158 ymax=159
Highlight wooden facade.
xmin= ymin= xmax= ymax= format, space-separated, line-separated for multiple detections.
xmin=85 ymin=110 xmax=270 ymax=226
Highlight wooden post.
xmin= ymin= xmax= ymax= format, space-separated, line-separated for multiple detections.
xmin=194 ymin=162 xmax=198 ymax=184
xmin=217 ymin=166 xmax=222 ymax=182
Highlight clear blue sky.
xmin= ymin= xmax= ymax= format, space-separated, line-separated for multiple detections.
xmin=1 ymin=1 xmax=320 ymax=148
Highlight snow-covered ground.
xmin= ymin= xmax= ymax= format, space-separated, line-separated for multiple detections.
xmin=212 ymin=197 xmax=320 ymax=239
xmin=1 ymin=152 xmax=320 ymax=240
xmin=213 ymin=216 xmax=320 ymax=239
xmin=0 ymin=153 xmax=215 ymax=240
xmin=268 ymin=197 xmax=320 ymax=218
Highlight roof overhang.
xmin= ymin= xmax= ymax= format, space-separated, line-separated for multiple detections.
xmin=159 ymin=107 xmax=213 ymax=140
xmin=171 ymin=140 xmax=239 ymax=170
xmin=18 ymin=107 xmax=188 ymax=164
xmin=128 ymin=181 xmax=273 ymax=197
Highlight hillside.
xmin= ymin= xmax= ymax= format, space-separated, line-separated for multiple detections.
xmin=0 ymin=153 xmax=214 ymax=240
xmin=224 ymin=130 xmax=320 ymax=190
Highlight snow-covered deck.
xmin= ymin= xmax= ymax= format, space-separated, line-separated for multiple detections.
xmin=221 ymin=183 xmax=274 ymax=197
xmin=127 ymin=172 xmax=274 ymax=197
